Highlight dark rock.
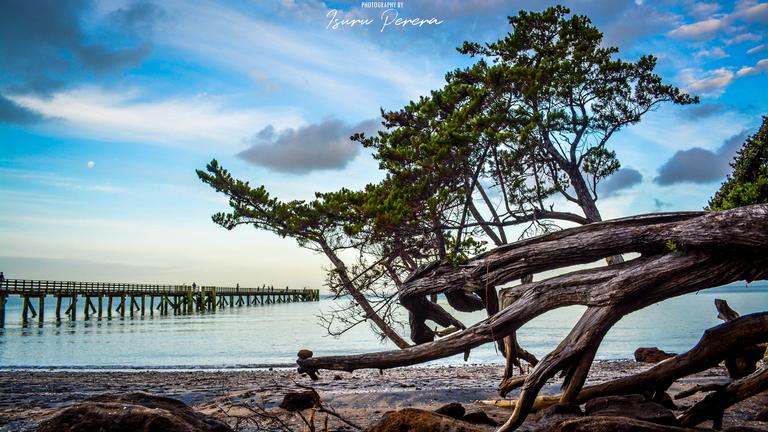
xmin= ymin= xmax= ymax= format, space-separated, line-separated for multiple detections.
xmin=585 ymin=394 xmax=678 ymax=426
xmin=278 ymin=391 xmax=319 ymax=411
xmin=725 ymin=345 xmax=765 ymax=378
xmin=556 ymin=416 xmax=696 ymax=431
xmin=297 ymin=349 xmax=314 ymax=359
xmin=755 ymin=406 xmax=768 ymax=421
xmin=334 ymin=374 xmax=343 ymax=381
xmin=435 ymin=402 xmax=465 ymax=419
xmin=529 ymin=403 xmax=583 ymax=432
xmin=723 ymin=426 xmax=768 ymax=432
xmin=36 ymin=392 xmax=233 ymax=432
xmin=634 ymin=347 xmax=676 ymax=363
xmin=463 ymin=411 xmax=499 ymax=426
xmin=365 ymin=408 xmax=484 ymax=432
xmin=652 ymin=392 xmax=677 ymax=410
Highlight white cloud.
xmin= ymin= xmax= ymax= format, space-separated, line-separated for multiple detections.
xmin=9 ymin=87 xmax=303 ymax=151
xmin=694 ymin=46 xmax=729 ymax=59
xmin=0 ymin=167 xmax=128 ymax=193
xmin=732 ymin=1 xmax=768 ymax=22
xmin=723 ymin=32 xmax=762 ymax=45
xmin=668 ymin=1 xmax=768 ymax=42
xmin=155 ymin=2 xmax=443 ymax=114
xmin=683 ymin=1 xmax=722 ymax=19
xmin=747 ymin=43 xmax=768 ymax=54
xmin=679 ymin=67 xmax=735 ymax=96
xmin=668 ymin=18 xmax=725 ymax=39
xmin=735 ymin=58 xmax=768 ymax=77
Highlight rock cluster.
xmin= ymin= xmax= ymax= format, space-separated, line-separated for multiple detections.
xmin=37 ymin=393 xmax=232 ymax=432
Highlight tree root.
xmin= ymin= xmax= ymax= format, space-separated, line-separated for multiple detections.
xmin=678 ymin=364 xmax=768 ymax=428
xmin=295 ymin=206 xmax=768 ymax=430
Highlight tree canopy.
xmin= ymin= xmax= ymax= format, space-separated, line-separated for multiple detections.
xmin=708 ymin=116 xmax=768 ymax=211
xmin=199 ymin=6 xmax=695 ymax=347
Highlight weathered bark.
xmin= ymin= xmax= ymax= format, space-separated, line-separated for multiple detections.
xmin=296 ymin=205 xmax=768 ymax=430
xmin=714 ymin=299 xmax=766 ymax=378
xmin=678 ymin=364 xmax=768 ymax=428
xmin=399 ymin=207 xmax=767 ymax=343
xmin=485 ymin=312 xmax=768 ymax=410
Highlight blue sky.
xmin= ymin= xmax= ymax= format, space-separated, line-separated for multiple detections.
xmin=1 ymin=0 xmax=767 ymax=288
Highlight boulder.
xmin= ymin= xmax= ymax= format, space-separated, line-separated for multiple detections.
xmin=278 ymin=391 xmax=319 ymax=411
xmin=365 ymin=408 xmax=484 ymax=432
xmin=584 ymin=394 xmax=678 ymax=426
xmin=37 ymin=392 xmax=232 ymax=432
xmin=297 ymin=349 xmax=314 ymax=360
xmin=634 ymin=347 xmax=676 ymax=363
xmin=529 ymin=403 xmax=583 ymax=432
xmin=463 ymin=411 xmax=499 ymax=426
xmin=725 ymin=345 xmax=765 ymax=378
xmin=556 ymin=416 xmax=696 ymax=432
xmin=435 ymin=402 xmax=465 ymax=419
xmin=754 ymin=406 xmax=768 ymax=422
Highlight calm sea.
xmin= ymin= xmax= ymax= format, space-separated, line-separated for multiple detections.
xmin=0 ymin=282 xmax=766 ymax=370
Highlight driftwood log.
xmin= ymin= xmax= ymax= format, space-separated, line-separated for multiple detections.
xmin=483 ymin=312 xmax=768 ymax=414
xmin=296 ymin=205 xmax=768 ymax=431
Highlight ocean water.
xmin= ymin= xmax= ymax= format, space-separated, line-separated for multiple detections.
xmin=0 ymin=281 xmax=766 ymax=370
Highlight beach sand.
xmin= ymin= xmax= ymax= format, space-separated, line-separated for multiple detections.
xmin=0 ymin=361 xmax=766 ymax=431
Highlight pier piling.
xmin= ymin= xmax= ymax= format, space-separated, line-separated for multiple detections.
xmin=0 ymin=279 xmax=319 ymax=326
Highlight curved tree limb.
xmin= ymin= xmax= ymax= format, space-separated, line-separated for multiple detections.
xmin=297 ymin=206 xmax=768 ymax=430
xmin=400 ymin=206 xmax=768 ymax=343
xmin=299 ymin=207 xmax=768 ymax=375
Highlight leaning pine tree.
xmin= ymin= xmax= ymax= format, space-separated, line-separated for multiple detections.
xmin=199 ymin=8 xmax=768 ymax=431
xmin=199 ymin=5 xmax=695 ymax=352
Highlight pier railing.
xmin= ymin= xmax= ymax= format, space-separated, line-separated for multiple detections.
xmin=0 ymin=279 xmax=314 ymax=297
xmin=0 ymin=278 xmax=320 ymax=326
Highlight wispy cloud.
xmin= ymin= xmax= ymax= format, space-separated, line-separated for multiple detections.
xmin=9 ymin=87 xmax=303 ymax=151
xmin=694 ymin=46 xmax=729 ymax=59
xmin=668 ymin=1 xmax=768 ymax=42
xmin=0 ymin=167 xmax=128 ymax=194
xmin=747 ymin=43 xmax=768 ymax=54
xmin=735 ymin=58 xmax=768 ymax=77
xmin=679 ymin=67 xmax=735 ymax=97
xmin=156 ymin=2 xmax=443 ymax=114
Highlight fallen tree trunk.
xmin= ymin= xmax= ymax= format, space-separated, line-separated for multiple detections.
xmin=296 ymin=205 xmax=768 ymax=431
xmin=714 ymin=298 xmax=766 ymax=378
xmin=678 ymin=364 xmax=768 ymax=428
xmin=483 ymin=312 xmax=768 ymax=409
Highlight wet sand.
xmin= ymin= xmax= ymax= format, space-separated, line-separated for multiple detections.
xmin=0 ymin=361 xmax=766 ymax=431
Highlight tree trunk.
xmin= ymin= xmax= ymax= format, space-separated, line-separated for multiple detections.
xmin=296 ymin=205 xmax=768 ymax=430
xmin=319 ymin=240 xmax=411 ymax=350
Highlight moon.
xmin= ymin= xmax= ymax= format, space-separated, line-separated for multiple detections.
xmin=87 ymin=161 xmax=95 ymax=169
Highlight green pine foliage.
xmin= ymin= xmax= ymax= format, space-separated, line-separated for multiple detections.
xmin=708 ymin=117 xmax=768 ymax=211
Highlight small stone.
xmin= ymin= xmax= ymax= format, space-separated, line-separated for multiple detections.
xmin=366 ymin=408 xmax=483 ymax=432
xmin=463 ymin=411 xmax=499 ymax=426
xmin=754 ymin=406 xmax=768 ymax=421
xmin=278 ymin=391 xmax=319 ymax=412
xmin=634 ymin=347 xmax=676 ymax=363
xmin=585 ymin=394 xmax=678 ymax=426
xmin=297 ymin=349 xmax=313 ymax=359
xmin=36 ymin=393 xmax=233 ymax=432
xmin=435 ymin=402 xmax=465 ymax=419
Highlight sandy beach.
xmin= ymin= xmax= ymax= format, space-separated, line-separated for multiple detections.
xmin=1 ymin=360 xmax=766 ymax=431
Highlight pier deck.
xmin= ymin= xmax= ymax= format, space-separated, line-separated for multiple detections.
xmin=0 ymin=279 xmax=319 ymax=326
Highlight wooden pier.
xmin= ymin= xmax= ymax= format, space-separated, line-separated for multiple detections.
xmin=0 ymin=279 xmax=320 ymax=326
